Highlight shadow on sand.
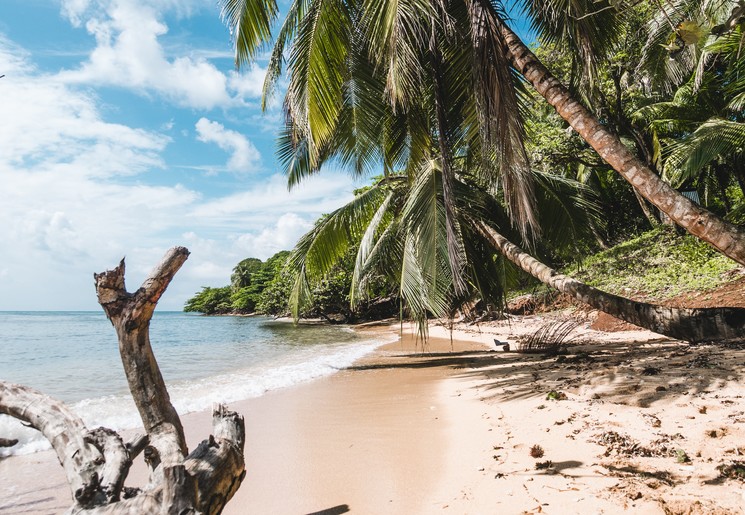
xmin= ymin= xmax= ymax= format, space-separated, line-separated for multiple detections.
xmin=348 ymin=338 xmax=745 ymax=407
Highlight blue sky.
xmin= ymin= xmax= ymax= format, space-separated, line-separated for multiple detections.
xmin=0 ymin=0 xmax=364 ymax=310
xmin=0 ymin=0 xmax=531 ymax=311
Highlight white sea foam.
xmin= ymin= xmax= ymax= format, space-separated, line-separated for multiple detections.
xmin=0 ymin=335 xmax=390 ymax=457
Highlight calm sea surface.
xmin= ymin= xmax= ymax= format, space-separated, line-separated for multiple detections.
xmin=0 ymin=311 xmax=389 ymax=455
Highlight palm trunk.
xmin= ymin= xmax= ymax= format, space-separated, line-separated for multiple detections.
xmin=475 ymin=220 xmax=745 ymax=343
xmin=498 ymin=21 xmax=745 ymax=267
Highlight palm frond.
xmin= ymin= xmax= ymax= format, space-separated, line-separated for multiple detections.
xmin=221 ymin=0 xmax=279 ymax=68
xmin=399 ymin=163 xmax=454 ymax=321
xmin=519 ymin=0 xmax=624 ymax=91
xmin=637 ymin=0 xmax=700 ymax=92
xmin=262 ymin=0 xmax=311 ymax=110
xmin=666 ymin=118 xmax=745 ymax=185
xmin=532 ymin=171 xmax=603 ymax=252
xmin=361 ymin=0 xmax=433 ymax=107
xmin=469 ymin=0 xmax=538 ymax=240
xmin=285 ymin=0 xmax=353 ymax=153
xmin=351 ymin=190 xmax=397 ymax=305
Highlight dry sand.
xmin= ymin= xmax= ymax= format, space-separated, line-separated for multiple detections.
xmin=2 ymin=312 xmax=745 ymax=514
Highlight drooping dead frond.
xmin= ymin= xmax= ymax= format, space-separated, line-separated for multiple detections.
xmin=469 ymin=0 xmax=539 ymax=242
xmin=515 ymin=318 xmax=581 ymax=355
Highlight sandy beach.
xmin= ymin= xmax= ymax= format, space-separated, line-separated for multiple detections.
xmin=2 ymin=312 xmax=745 ymax=514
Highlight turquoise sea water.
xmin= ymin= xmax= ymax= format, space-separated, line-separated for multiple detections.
xmin=0 ymin=311 xmax=388 ymax=455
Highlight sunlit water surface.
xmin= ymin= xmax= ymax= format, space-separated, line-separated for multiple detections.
xmin=0 ymin=311 xmax=388 ymax=455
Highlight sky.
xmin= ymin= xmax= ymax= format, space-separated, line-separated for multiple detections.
xmin=0 ymin=0 xmax=366 ymax=310
xmin=0 ymin=0 xmax=531 ymax=311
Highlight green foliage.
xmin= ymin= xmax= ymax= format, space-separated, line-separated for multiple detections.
xmin=255 ymin=267 xmax=296 ymax=317
xmin=676 ymin=449 xmax=691 ymax=464
xmin=184 ymin=243 xmax=396 ymax=322
xmin=570 ymin=227 xmax=740 ymax=299
xmin=231 ymin=257 xmax=263 ymax=289
xmin=184 ymin=286 xmax=233 ymax=314
xmin=184 ymin=251 xmax=290 ymax=314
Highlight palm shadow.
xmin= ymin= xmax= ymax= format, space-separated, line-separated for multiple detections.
xmin=348 ymin=336 xmax=745 ymax=407
xmin=305 ymin=504 xmax=351 ymax=515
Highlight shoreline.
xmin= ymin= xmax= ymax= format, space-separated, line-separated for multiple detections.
xmin=2 ymin=314 xmax=745 ymax=513
xmin=0 ymin=322 xmax=479 ymax=514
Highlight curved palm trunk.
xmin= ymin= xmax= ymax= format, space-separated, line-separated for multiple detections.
xmin=476 ymin=221 xmax=745 ymax=343
xmin=497 ymin=21 xmax=745 ymax=267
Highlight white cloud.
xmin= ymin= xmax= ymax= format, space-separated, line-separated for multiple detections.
xmin=56 ymin=0 xmax=269 ymax=110
xmin=0 ymin=11 xmax=358 ymax=311
xmin=195 ymin=118 xmax=261 ymax=172
xmin=233 ymin=213 xmax=313 ymax=260
xmin=227 ymin=66 xmax=268 ymax=99
xmin=0 ymin=37 xmax=199 ymax=309
xmin=190 ymin=172 xmax=358 ymax=227
xmin=0 ymin=38 xmax=167 ymax=178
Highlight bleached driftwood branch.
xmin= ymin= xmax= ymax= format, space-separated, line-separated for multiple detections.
xmin=0 ymin=248 xmax=245 ymax=514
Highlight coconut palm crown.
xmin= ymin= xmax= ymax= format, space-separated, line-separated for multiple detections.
xmin=220 ymin=0 xmax=745 ymax=267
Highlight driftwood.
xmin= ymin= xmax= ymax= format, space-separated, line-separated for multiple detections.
xmin=0 ymin=247 xmax=245 ymax=514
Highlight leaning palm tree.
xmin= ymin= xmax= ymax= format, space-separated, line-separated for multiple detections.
xmin=220 ymin=0 xmax=745 ymax=265
xmin=284 ymin=166 xmax=595 ymax=334
xmin=221 ymin=0 xmax=745 ymax=341
xmin=287 ymin=166 xmax=745 ymax=342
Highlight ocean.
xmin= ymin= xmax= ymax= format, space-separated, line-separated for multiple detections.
xmin=0 ymin=311 xmax=389 ymax=456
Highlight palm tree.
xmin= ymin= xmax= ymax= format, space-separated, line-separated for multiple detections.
xmin=474 ymin=221 xmax=745 ymax=343
xmin=286 ymin=169 xmax=745 ymax=342
xmin=220 ymin=0 xmax=745 ymax=265
xmin=635 ymin=23 xmax=745 ymax=204
xmin=218 ymin=0 xmax=745 ymax=341
xmin=231 ymin=257 xmax=263 ymax=289
xmin=284 ymin=167 xmax=599 ymax=333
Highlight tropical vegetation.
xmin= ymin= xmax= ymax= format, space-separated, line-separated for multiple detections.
xmin=220 ymin=0 xmax=745 ymax=263
xmin=210 ymin=0 xmax=745 ymax=340
xmin=184 ymin=251 xmax=290 ymax=314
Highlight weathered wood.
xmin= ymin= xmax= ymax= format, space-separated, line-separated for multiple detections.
xmin=0 ymin=248 xmax=246 ymax=514
xmin=67 ymin=406 xmax=245 ymax=515
xmin=184 ymin=406 xmax=246 ymax=515
xmin=84 ymin=427 xmax=129 ymax=503
xmin=94 ymin=247 xmax=190 ymax=463
xmin=0 ymin=382 xmax=109 ymax=509
xmin=125 ymin=433 xmax=149 ymax=460
xmin=0 ymin=437 xmax=19 ymax=447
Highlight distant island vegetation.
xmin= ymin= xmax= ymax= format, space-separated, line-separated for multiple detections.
xmin=183 ymin=245 xmax=397 ymax=323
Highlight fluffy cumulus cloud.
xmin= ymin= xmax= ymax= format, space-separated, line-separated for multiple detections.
xmin=57 ymin=0 xmax=265 ymax=109
xmin=195 ymin=118 xmax=261 ymax=172
xmin=233 ymin=213 xmax=314 ymax=259
xmin=0 ymin=6 xmax=358 ymax=311
xmin=227 ymin=66 xmax=269 ymax=100
xmin=0 ymin=39 xmax=185 ymax=308
xmin=0 ymin=37 xmax=166 ymax=177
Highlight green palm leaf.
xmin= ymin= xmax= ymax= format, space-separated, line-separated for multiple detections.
xmin=221 ymin=0 xmax=278 ymax=67
xmin=666 ymin=118 xmax=745 ymax=185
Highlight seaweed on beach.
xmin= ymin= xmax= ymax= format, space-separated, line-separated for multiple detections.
xmin=530 ymin=444 xmax=545 ymax=458
xmin=717 ymin=461 xmax=745 ymax=481
xmin=516 ymin=319 xmax=580 ymax=355
xmin=593 ymin=431 xmax=678 ymax=458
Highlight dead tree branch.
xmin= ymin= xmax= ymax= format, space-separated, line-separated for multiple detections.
xmin=0 ymin=247 xmax=246 ymax=513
